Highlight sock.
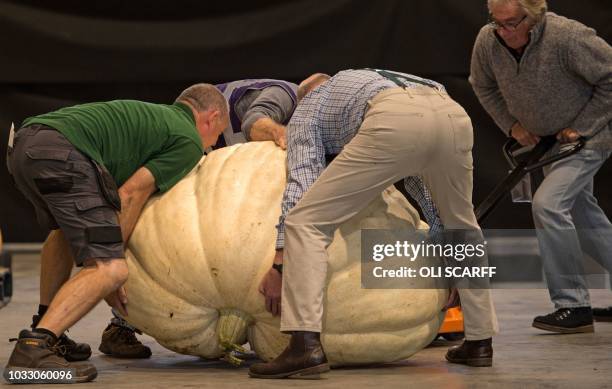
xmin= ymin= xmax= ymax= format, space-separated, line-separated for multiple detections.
xmin=30 ymin=305 xmax=49 ymax=328
xmin=32 ymin=327 xmax=58 ymax=342
xmin=37 ymin=304 xmax=49 ymax=317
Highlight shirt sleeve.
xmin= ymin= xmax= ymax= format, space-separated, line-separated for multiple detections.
xmin=275 ymin=117 xmax=326 ymax=249
xmin=144 ymin=137 xmax=203 ymax=193
xmin=566 ymin=23 xmax=612 ymax=138
xmin=403 ymin=176 xmax=443 ymax=235
xmin=241 ymin=86 xmax=297 ymax=140
xmin=469 ymin=27 xmax=518 ymax=136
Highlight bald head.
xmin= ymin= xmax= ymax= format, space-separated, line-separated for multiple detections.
xmin=175 ymin=83 xmax=230 ymax=148
xmin=175 ymin=83 xmax=228 ymax=117
xmin=297 ymin=73 xmax=331 ymax=101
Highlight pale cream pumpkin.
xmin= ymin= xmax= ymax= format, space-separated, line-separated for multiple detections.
xmin=118 ymin=142 xmax=447 ymax=366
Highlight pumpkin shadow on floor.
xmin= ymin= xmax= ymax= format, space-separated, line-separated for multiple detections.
xmin=97 ymin=354 xmax=256 ymax=371
xmin=330 ymin=359 xmax=453 ymax=375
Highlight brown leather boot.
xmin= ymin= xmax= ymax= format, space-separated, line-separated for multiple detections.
xmin=32 ymin=314 xmax=91 ymax=362
xmin=3 ymin=329 xmax=97 ymax=383
xmin=99 ymin=323 xmax=152 ymax=359
xmin=249 ymin=331 xmax=330 ymax=379
xmin=445 ymin=337 xmax=493 ymax=367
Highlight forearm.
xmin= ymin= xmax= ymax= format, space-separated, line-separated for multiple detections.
xmin=248 ymin=117 xmax=286 ymax=143
xmin=273 ymin=249 xmax=283 ymax=264
xmin=117 ymin=167 xmax=157 ymax=244
xmin=118 ymin=190 xmax=151 ymax=244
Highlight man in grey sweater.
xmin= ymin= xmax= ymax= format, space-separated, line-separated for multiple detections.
xmin=470 ymin=0 xmax=612 ymax=333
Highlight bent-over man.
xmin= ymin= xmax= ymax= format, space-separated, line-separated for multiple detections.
xmin=249 ymin=69 xmax=499 ymax=379
xmin=4 ymin=84 xmax=229 ymax=383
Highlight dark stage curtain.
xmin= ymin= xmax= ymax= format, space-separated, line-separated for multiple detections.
xmin=0 ymin=0 xmax=610 ymax=241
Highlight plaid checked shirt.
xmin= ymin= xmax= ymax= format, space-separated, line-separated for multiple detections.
xmin=275 ymin=69 xmax=444 ymax=249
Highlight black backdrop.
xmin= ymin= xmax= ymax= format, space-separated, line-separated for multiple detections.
xmin=1 ymin=0 xmax=610 ymax=242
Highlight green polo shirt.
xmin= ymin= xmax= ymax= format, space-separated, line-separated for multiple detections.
xmin=23 ymin=100 xmax=203 ymax=193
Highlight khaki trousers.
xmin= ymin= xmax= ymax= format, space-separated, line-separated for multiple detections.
xmin=280 ymin=87 xmax=499 ymax=340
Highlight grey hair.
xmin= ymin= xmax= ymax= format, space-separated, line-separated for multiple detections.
xmin=488 ymin=0 xmax=547 ymax=22
xmin=175 ymin=83 xmax=228 ymax=116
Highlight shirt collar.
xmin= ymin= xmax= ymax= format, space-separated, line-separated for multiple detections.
xmin=173 ymin=102 xmax=196 ymax=124
xmin=526 ymin=12 xmax=547 ymax=46
xmin=491 ymin=12 xmax=548 ymax=56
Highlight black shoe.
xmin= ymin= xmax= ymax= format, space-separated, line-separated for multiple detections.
xmin=31 ymin=314 xmax=91 ymax=362
xmin=592 ymin=306 xmax=612 ymax=322
xmin=99 ymin=323 xmax=152 ymax=359
xmin=249 ymin=331 xmax=330 ymax=379
xmin=3 ymin=329 xmax=97 ymax=383
xmin=445 ymin=338 xmax=493 ymax=367
xmin=532 ymin=307 xmax=594 ymax=333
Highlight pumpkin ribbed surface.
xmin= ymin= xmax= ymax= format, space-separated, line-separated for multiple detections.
xmin=123 ymin=142 xmax=446 ymax=366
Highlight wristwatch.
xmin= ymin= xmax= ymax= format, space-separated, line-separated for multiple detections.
xmin=272 ymin=263 xmax=283 ymax=275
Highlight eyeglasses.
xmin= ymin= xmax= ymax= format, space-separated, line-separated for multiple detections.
xmin=488 ymin=14 xmax=528 ymax=32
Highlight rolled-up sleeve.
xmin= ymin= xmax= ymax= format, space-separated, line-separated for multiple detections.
xmin=241 ymin=86 xmax=297 ymax=140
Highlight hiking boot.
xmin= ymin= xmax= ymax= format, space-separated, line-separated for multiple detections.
xmin=445 ymin=338 xmax=493 ymax=367
xmin=592 ymin=306 xmax=612 ymax=322
xmin=532 ymin=307 xmax=594 ymax=333
xmin=249 ymin=331 xmax=330 ymax=379
xmin=3 ymin=329 xmax=97 ymax=383
xmin=31 ymin=314 xmax=91 ymax=362
xmin=99 ymin=323 xmax=152 ymax=358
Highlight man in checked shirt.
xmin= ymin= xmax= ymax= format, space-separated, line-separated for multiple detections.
xmin=249 ymin=69 xmax=499 ymax=379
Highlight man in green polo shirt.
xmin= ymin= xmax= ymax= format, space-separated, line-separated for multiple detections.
xmin=4 ymin=83 xmax=228 ymax=383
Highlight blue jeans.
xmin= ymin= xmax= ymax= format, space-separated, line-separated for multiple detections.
xmin=532 ymin=147 xmax=612 ymax=309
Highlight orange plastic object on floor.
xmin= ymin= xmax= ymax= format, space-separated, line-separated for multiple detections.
xmin=439 ymin=307 xmax=464 ymax=334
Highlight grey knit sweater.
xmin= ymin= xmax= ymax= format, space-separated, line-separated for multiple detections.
xmin=470 ymin=12 xmax=612 ymax=150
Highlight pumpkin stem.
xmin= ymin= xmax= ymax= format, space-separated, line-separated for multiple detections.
xmin=217 ymin=308 xmax=253 ymax=366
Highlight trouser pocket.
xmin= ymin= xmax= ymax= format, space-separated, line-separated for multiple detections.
xmin=75 ymin=198 xmax=123 ymax=244
xmin=90 ymin=159 xmax=121 ymax=211
xmin=448 ymin=113 xmax=474 ymax=153
xmin=25 ymin=148 xmax=75 ymax=195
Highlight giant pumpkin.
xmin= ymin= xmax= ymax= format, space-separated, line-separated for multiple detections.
xmin=121 ymin=142 xmax=447 ymax=366
xmin=42 ymin=142 xmax=447 ymax=365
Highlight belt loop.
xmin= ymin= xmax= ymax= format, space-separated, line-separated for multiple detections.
xmin=7 ymin=122 xmax=15 ymax=149
xmin=6 ymin=122 xmax=15 ymax=175
xmin=403 ymin=86 xmax=414 ymax=99
xmin=435 ymin=88 xmax=446 ymax=100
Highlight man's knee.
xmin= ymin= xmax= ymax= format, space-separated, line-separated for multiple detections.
xmin=532 ymin=192 xmax=546 ymax=217
xmin=285 ymin=212 xmax=320 ymax=232
xmin=532 ymin=190 xmax=574 ymax=228
xmin=285 ymin=216 xmax=336 ymax=243
xmin=83 ymin=258 xmax=128 ymax=287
